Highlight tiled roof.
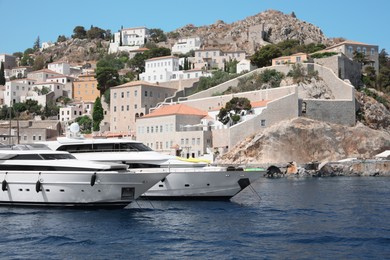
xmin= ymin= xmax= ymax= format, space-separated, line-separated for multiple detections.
xmin=251 ymin=100 xmax=269 ymax=107
xmin=30 ymin=69 xmax=62 ymax=75
xmin=112 ymin=80 xmax=160 ymax=89
xmin=141 ymin=103 xmax=208 ymax=118
xmin=146 ymin=55 xmax=178 ymax=61
xmin=326 ymin=40 xmax=377 ymax=50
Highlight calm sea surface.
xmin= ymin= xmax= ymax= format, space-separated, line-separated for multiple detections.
xmin=1 ymin=177 xmax=389 ymax=259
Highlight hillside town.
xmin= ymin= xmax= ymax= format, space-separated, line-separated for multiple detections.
xmin=0 ymin=11 xmax=388 ymax=165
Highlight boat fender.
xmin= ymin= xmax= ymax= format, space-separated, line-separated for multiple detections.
xmin=90 ymin=173 xmax=97 ymax=186
xmin=35 ymin=180 xmax=41 ymax=193
xmin=238 ymin=178 xmax=251 ymax=190
xmin=2 ymin=180 xmax=7 ymax=191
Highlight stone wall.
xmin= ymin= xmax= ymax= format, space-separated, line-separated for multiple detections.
xmin=314 ymin=54 xmax=362 ymax=88
xmin=228 ymin=90 xmax=299 ymax=148
xmin=301 ymin=99 xmax=356 ymax=126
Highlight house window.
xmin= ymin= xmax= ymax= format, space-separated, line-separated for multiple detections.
xmin=114 ymin=93 xmax=117 ymax=99
xmin=363 ymin=47 xmax=366 ymax=54
xmin=192 ymin=138 xmax=195 ymax=145
xmin=127 ymin=105 xmax=129 ymax=111
xmin=371 ymin=48 xmax=375 ymax=55
xmin=181 ymin=139 xmax=184 ymax=145
xmin=348 ymin=46 xmax=353 ymax=54
xmin=357 ymin=47 xmax=361 ymax=53
xmin=261 ymin=120 xmax=266 ymax=127
xmin=114 ymin=106 xmax=117 ymax=112
xmin=121 ymin=92 xmax=124 ymax=98
xmin=134 ymin=90 xmax=138 ymax=96
xmin=145 ymin=91 xmax=148 ymax=97
xmin=296 ymin=56 xmax=301 ymax=62
xmin=197 ymin=138 xmax=200 ymax=145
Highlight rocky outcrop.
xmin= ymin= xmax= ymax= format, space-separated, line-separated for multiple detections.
xmin=169 ymin=10 xmax=331 ymax=54
xmin=40 ymin=38 xmax=109 ymax=64
xmin=356 ymin=90 xmax=390 ymax=133
xmin=216 ymin=117 xmax=390 ymax=165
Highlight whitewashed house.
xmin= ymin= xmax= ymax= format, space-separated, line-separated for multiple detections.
xmin=48 ymin=62 xmax=71 ymax=75
xmin=172 ymin=37 xmax=202 ymax=54
xmin=237 ymin=59 xmax=257 ymax=74
xmin=108 ymin=26 xmax=149 ymax=53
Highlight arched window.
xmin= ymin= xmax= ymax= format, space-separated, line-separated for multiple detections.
xmin=140 ymin=113 xmax=144 ymax=117
xmin=135 ymin=113 xmax=139 ymax=118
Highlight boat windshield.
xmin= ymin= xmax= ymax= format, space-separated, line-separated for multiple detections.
xmin=6 ymin=153 xmax=77 ymax=160
xmin=57 ymin=142 xmax=153 ymax=153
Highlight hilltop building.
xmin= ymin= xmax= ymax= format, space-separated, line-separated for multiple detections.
xmin=171 ymin=37 xmax=202 ymax=54
xmin=108 ymin=26 xmax=149 ymax=54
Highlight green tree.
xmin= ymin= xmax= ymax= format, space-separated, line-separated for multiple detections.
xmin=0 ymin=62 xmax=5 ymax=85
xmin=33 ymin=36 xmax=41 ymax=51
xmin=92 ymin=97 xmax=104 ymax=131
xmin=149 ymin=28 xmax=167 ymax=43
xmin=87 ymin=26 xmax=106 ymax=39
xmin=217 ymin=97 xmax=252 ymax=125
xmin=72 ymin=26 xmax=87 ymax=39
xmin=353 ymin=51 xmax=369 ymax=65
xmin=42 ymin=102 xmax=59 ymax=118
xmin=96 ymin=67 xmax=120 ymax=96
xmin=33 ymin=55 xmax=45 ymax=71
xmin=75 ymin=115 xmax=92 ymax=134
xmin=20 ymin=48 xmax=34 ymax=66
xmin=57 ymin=35 xmax=67 ymax=42
xmin=251 ymin=45 xmax=282 ymax=68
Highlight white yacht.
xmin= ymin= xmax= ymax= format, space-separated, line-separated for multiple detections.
xmin=39 ymin=123 xmax=265 ymax=199
xmin=0 ymin=144 xmax=169 ymax=208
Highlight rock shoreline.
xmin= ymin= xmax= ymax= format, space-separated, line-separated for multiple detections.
xmin=263 ymin=159 xmax=390 ymax=178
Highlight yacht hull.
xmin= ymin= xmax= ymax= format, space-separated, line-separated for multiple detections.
xmin=0 ymin=170 xmax=169 ymax=208
xmin=142 ymin=168 xmax=264 ymax=199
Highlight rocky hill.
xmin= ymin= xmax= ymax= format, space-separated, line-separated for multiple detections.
xmin=39 ymin=38 xmax=109 ymax=65
xmin=169 ymin=9 xmax=331 ymax=54
xmin=38 ymin=9 xmax=330 ymax=64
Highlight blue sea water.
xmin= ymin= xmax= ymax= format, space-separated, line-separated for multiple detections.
xmin=1 ymin=177 xmax=390 ymax=259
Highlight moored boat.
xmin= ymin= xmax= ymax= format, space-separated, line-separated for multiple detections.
xmin=0 ymin=144 xmax=169 ymax=208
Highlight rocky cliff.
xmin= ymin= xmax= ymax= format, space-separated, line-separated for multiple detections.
xmin=216 ymin=116 xmax=390 ymax=165
xmin=170 ymin=9 xmax=331 ymax=54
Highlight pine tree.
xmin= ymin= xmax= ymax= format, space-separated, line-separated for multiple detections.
xmin=0 ymin=62 xmax=5 ymax=85
xmin=92 ymin=97 xmax=104 ymax=131
xmin=33 ymin=36 xmax=41 ymax=51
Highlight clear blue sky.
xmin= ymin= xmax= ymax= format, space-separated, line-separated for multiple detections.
xmin=1 ymin=0 xmax=389 ymax=55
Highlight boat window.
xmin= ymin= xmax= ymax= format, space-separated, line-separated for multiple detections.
xmin=40 ymin=154 xmax=76 ymax=160
xmin=57 ymin=142 xmax=153 ymax=153
xmin=10 ymin=154 xmax=43 ymax=160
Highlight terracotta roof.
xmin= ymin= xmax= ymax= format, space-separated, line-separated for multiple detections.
xmin=141 ymin=104 xmax=208 ymax=118
xmin=326 ymin=40 xmax=377 ymax=50
xmin=29 ymin=69 xmax=62 ymax=75
xmin=130 ymin=47 xmax=149 ymax=52
xmin=251 ymin=100 xmax=269 ymax=107
xmin=112 ymin=80 xmax=160 ymax=89
xmin=146 ymin=55 xmax=178 ymax=61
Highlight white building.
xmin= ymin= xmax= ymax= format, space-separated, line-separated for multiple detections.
xmin=27 ymin=69 xmax=63 ymax=82
xmin=139 ymin=56 xmax=180 ymax=83
xmin=59 ymin=105 xmax=84 ymax=122
xmin=172 ymin=37 xmax=202 ymax=54
xmin=237 ymin=59 xmax=257 ymax=74
xmin=4 ymin=79 xmax=36 ymax=106
xmin=140 ymin=55 xmax=211 ymax=84
xmin=194 ymin=49 xmax=246 ymax=70
xmin=48 ymin=62 xmax=71 ymax=75
xmin=108 ymin=26 xmax=149 ymax=53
